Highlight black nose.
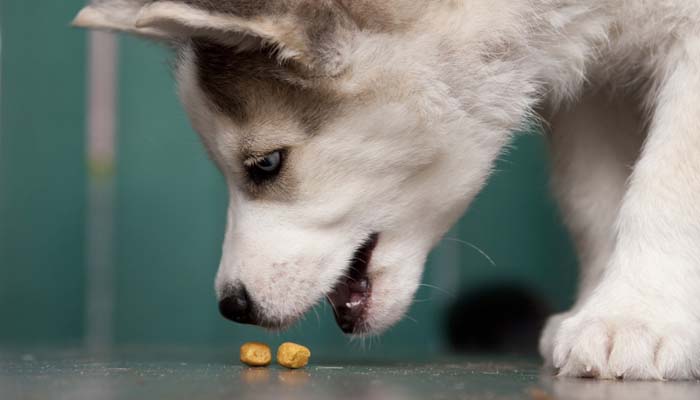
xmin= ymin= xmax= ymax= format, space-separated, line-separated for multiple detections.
xmin=218 ymin=286 xmax=258 ymax=325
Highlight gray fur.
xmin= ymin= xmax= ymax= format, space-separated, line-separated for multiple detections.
xmin=193 ymin=40 xmax=342 ymax=134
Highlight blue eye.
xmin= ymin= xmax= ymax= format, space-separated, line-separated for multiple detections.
xmin=246 ymin=150 xmax=284 ymax=184
xmin=255 ymin=151 xmax=281 ymax=172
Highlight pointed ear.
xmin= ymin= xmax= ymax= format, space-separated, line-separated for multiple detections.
xmin=72 ymin=0 xmax=357 ymax=76
xmin=72 ymin=1 xmax=174 ymax=40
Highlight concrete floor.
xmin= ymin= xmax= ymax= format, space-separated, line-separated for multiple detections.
xmin=2 ymin=349 xmax=700 ymax=400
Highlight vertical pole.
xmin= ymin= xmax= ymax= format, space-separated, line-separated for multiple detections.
xmin=84 ymin=30 xmax=118 ymax=352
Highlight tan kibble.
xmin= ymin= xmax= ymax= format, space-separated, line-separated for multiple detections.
xmin=240 ymin=342 xmax=272 ymax=367
xmin=276 ymin=342 xmax=311 ymax=369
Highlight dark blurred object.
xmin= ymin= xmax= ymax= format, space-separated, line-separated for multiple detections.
xmin=446 ymin=285 xmax=550 ymax=355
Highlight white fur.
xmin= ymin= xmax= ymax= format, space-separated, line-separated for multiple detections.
xmin=72 ymin=0 xmax=176 ymax=39
xmin=75 ymin=0 xmax=700 ymax=380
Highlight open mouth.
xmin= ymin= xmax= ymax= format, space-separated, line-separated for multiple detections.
xmin=327 ymin=233 xmax=380 ymax=334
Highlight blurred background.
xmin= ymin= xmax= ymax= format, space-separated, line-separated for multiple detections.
xmin=0 ymin=1 xmax=578 ymax=360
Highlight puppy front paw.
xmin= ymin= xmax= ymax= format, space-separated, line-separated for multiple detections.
xmin=539 ymin=311 xmax=573 ymax=367
xmin=551 ymin=310 xmax=700 ymax=380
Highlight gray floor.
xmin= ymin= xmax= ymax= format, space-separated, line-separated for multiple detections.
xmin=2 ymin=349 xmax=700 ymax=400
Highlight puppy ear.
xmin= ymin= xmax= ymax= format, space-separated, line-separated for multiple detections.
xmin=72 ymin=0 xmax=357 ymax=76
xmin=72 ymin=1 xmax=174 ymax=40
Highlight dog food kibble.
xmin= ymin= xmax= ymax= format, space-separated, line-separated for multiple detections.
xmin=240 ymin=342 xmax=272 ymax=367
xmin=277 ymin=342 xmax=311 ymax=369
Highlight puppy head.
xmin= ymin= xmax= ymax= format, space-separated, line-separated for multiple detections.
xmin=74 ymin=0 xmax=509 ymax=334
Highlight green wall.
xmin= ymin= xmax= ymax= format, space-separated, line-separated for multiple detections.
xmin=0 ymin=2 xmax=577 ymax=355
xmin=0 ymin=0 xmax=87 ymax=345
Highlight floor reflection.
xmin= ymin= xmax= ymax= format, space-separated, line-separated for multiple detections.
xmin=3 ymin=351 xmax=700 ymax=400
xmin=543 ymin=375 xmax=700 ymax=400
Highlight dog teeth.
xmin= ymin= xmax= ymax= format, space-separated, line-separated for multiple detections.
xmin=345 ymin=291 xmax=367 ymax=308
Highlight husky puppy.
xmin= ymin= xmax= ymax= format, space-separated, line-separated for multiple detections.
xmin=74 ymin=0 xmax=700 ymax=380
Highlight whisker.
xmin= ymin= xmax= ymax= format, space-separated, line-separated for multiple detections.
xmin=324 ymin=294 xmax=339 ymax=316
xmin=443 ymin=237 xmax=497 ymax=267
xmin=312 ymin=305 xmax=321 ymax=327
xmin=412 ymin=298 xmax=435 ymax=303
xmin=418 ymin=283 xmax=455 ymax=298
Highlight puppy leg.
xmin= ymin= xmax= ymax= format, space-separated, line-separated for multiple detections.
xmin=553 ymin=41 xmax=700 ymax=380
xmin=539 ymin=91 xmax=644 ymax=366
